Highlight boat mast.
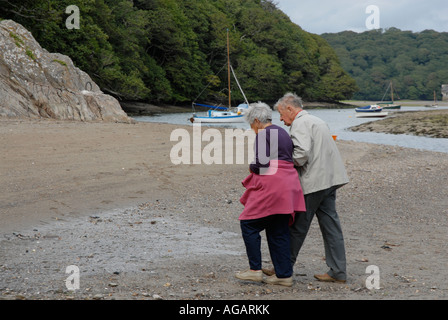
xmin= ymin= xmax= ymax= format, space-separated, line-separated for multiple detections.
xmin=227 ymin=28 xmax=231 ymax=109
xmin=391 ymin=81 xmax=394 ymax=103
xmin=230 ymin=65 xmax=249 ymax=106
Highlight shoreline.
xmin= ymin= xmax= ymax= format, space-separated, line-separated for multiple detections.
xmin=342 ymin=100 xmax=448 ymax=107
xmin=119 ymin=100 xmax=357 ymax=116
xmin=119 ymin=99 xmax=448 ymax=117
xmin=1 ymin=118 xmax=447 ymax=300
xmin=349 ymin=108 xmax=448 ymax=138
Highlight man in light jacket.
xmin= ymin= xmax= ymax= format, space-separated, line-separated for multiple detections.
xmin=274 ymin=92 xmax=349 ymax=283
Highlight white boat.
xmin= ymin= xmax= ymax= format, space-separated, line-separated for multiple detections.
xmin=355 ymin=104 xmax=384 ymax=113
xmin=191 ymin=104 xmax=248 ymax=123
xmin=190 ymin=29 xmax=250 ymax=124
xmin=355 ymin=103 xmax=388 ymax=118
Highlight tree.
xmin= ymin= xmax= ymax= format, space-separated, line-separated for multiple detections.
xmin=1 ymin=0 xmax=358 ymax=104
xmin=323 ymin=28 xmax=448 ymax=100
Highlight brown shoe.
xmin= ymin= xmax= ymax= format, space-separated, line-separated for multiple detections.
xmin=314 ymin=273 xmax=346 ymax=283
xmin=262 ymin=268 xmax=275 ymax=276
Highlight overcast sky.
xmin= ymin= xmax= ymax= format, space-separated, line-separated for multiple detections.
xmin=275 ymin=0 xmax=448 ymax=34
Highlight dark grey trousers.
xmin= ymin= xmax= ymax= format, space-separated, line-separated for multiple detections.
xmin=289 ymin=185 xmax=347 ymax=280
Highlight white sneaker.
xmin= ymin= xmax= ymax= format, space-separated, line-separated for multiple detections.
xmin=263 ymin=274 xmax=293 ymax=287
xmin=235 ymin=269 xmax=263 ymax=282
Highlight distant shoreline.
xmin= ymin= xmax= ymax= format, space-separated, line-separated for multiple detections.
xmin=120 ymin=99 xmax=448 ymax=116
xmin=342 ymin=100 xmax=448 ymax=107
xmin=119 ymin=100 xmax=448 ymax=140
xmin=119 ymin=100 xmax=357 ymax=116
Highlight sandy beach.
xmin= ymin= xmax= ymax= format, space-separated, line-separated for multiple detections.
xmin=1 ymin=118 xmax=447 ymax=300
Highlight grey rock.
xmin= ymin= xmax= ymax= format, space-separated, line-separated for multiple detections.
xmin=0 ymin=20 xmax=132 ymax=123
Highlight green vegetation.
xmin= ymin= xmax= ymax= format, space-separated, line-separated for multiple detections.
xmin=322 ymin=28 xmax=448 ymax=101
xmin=52 ymin=59 xmax=68 ymax=66
xmin=9 ymin=31 xmax=24 ymax=47
xmin=25 ymin=47 xmax=36 ymax=61
xmin=0 ymin=0 xmax=357 ymax=104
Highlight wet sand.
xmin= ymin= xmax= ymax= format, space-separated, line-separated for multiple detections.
xmin=1 ymin=118 xmax=447 ymax=300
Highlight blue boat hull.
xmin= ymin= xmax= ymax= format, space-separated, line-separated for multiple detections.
xmin=355 ymin=105 xmax=383 ymax=112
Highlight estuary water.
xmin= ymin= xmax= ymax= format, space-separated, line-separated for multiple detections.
xmin=134 ymin=106 xmax=448 ymax=154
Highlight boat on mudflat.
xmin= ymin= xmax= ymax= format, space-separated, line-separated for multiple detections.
xmin=190 ymin=103 xmax=248 ymax=123
xmin=355 ymin=104 xmax=384 ymax=112
xmin=379 ymin=102 xmax=401 ymax=109
xmin=190 ymin=29 xmax=250 ymax=124
xmin=424 ymin=90 xmax=438 ymax=108
xmin=355 ymin=104 xmax=388 ymax=118
xmin=378 ymin=81 xmax=401 ymax=109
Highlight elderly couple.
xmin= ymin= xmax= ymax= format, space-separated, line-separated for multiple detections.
xmin=236 ymin=92 xmax=349 ymax=287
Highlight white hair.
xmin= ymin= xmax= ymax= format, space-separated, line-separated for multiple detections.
xmin=274 ymin=92 xmax=303 ymax=110
xmin=244 ymin=102 xmax=272 ymax=124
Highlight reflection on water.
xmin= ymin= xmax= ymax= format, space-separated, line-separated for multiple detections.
xmin=134 ymin=106 xmax=448 ymax=154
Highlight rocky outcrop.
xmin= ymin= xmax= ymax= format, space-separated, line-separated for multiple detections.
xmin=0 ymin=20 xmax=132 ymax=122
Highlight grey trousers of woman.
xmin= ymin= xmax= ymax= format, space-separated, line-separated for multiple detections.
xmin=289 ymin=185 xmax=347 ymax=281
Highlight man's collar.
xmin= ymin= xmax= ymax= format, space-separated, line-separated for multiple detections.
xmin=294 ymin=109 xmax=307 ymax=120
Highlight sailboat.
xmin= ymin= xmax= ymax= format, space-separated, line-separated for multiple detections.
xmin=425 ymin=91 xmax=438 ymax=108
xmin=378 ymin=81 xmax=401 ymax=109
xmin=190 ymin=29 xmax=249 ymax=123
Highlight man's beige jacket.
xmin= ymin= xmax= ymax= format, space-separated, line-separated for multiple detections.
xmin=289 ymin=110 xmax=349 ymax=195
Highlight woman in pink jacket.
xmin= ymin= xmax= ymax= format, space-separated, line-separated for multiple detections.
xmin=236 ymin=102 xmax=306 ymax=287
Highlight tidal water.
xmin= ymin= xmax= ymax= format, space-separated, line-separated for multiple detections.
xmin=134 ymin=106 xmax=448 ymax=154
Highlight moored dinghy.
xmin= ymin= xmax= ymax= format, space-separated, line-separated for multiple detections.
xmin=355 ymin=104 xmax=383 ymax=112
xmin=355 ymin=104 xmax=388 ymax=118
xmin=190 ymin=103 xmax=248 ymax=123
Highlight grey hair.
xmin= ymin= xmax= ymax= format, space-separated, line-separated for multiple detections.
xmin=244 ymin=102 xmax=272 ymax=124
xmin=274 ymin=92 xmax=303 ymax=110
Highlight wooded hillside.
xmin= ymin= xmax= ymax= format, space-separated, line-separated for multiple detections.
xmin=322 ymin=28 xmax=448 ymax=101
xmin=0 ymin=0 xmax=357 ymax=104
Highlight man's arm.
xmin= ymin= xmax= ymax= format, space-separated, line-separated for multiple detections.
xmin=290 ymin=121 xmax=311 ymax=167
